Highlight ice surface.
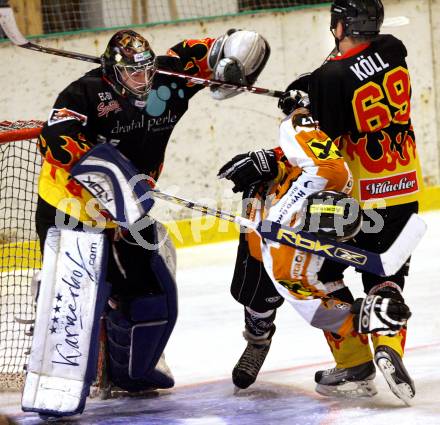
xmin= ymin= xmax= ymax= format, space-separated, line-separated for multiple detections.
xmin=1 ymin=212 xmax=439 ymax=424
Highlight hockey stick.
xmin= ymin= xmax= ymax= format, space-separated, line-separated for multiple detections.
xmin=0 ymin=7 xmax=283 ymax=98
xmin=150 ymin=68 xmax=283 ymax=98
xmin=152 ymin=190 xmax=426 ymax=277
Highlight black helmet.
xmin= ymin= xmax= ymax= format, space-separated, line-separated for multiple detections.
xmin=302 ymin=190 xmax=362 ymax=242
xmin=101 ymin=30 xmax=157 ymax=105
xmin=330 ymin=0 xmax=384 ymax=38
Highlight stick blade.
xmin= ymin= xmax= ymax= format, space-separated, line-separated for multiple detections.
xmin=0 ymin=7 xmax=29 ymax=45
xmin=383 ymin=16 xmax=410 ymax=28
xmin=380 ymin=213 xmax=427 ymax=276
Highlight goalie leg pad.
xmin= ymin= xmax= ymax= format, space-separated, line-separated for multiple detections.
xmin=105 ymin=228 xmax=178 ymax=392
xmin=21 ymin=227 xmax=109 ymax=417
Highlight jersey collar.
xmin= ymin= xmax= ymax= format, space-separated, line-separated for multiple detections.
xmin=330 ymin=42 xmax=371 ymax=61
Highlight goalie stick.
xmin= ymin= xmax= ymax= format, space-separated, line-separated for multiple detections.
xmin=0 ymin=7 xmax=283 ymax=98
xmin=151 ymin=190 xmax=426 ymax=277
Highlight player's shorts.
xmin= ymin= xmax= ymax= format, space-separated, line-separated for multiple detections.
xmin=230 ymin=233 xmax=284 ymax=313
xmin=318 ymin=201 xmax=418 ymax=293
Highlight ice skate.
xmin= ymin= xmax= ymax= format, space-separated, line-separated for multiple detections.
xmin=375 ymin=345 xmax=415 ymax=406
xmin=315 ymin=360 xmax=377 ymax=398
xmin=232 ymin=328 xmax=273 ymax=390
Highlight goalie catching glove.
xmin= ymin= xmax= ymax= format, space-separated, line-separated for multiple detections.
xmin=351 ymin=294 xmax=411 ymax=336
xmin=218 ymin=149 xmax=278 ymax=193
xmin=208 ymin=29 xmax=270 ymax=99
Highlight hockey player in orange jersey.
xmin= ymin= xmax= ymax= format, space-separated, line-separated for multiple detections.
xmin=219 ymin=93 xmax=411 ymax=395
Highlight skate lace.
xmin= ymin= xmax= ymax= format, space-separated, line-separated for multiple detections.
xmin=238 ymin=344 xmax=269 ymax=375
xmin=326 ymin=367 xmax=338 ymax=375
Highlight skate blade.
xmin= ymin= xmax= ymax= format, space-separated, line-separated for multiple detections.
xmin=315 ymin=380 xmax=377 ymax=399
xmin=233 ymin=386 xmax=243 ymax=395
xmin=108 ymin=387 xmax=160 ymax=399
xmin=89 ymin=384 xmax=112 ymax=400
xmin=38 ymin=413 xmax=70 ymax=422
xmin=376 ymin=357 xmax=414 ymax=406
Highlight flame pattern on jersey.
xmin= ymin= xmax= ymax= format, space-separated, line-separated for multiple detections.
xmin=167 ymin=38 xmax=215 ymax=84
xmin=38 ymin=133 xmax=91 ymax=172
xmin=336 ymin=127 xmax=417 ymax=174
xmin=278 ymin=279 xmax=328 ymax=301
xmin=323 ymin=327 xmax=408 ymax=369
xmin=323 ymin=330 xmax=373 ymax=369
xmin=65 ymin=179 xmax=84 ymax=198
xmin=325 ymin=329 xmax=370 ymax=351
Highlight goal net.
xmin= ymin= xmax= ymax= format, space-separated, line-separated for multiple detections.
xmin=0 ymin=120 xmax=43 ymax=391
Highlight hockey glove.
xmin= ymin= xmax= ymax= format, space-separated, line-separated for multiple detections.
xmin=277 ymin=73 xmax=311 ymax=115
xmin=214 ymin=58 xmax=246 ymax=85
xmin=368 ymin=281 xmax=405 ymax=302
xmin=218 ymin=149 xmax=278 ymax=193
xmin=278 ymin=89 xmax=310 ymax=116
xmin=351 ymin=295 xmax=412 ymax=336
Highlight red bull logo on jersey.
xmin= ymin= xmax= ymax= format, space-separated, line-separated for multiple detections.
xmin=359 ymin=171 xmax=419 ymax=201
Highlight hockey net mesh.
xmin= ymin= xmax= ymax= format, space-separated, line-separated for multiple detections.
xmin=0 ymin=1 xmax=325 ymax=38
xmin=0 ymin=120 xmax=43 ymax=391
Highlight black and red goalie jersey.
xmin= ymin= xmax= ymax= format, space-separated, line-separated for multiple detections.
xmin=37 ymin=37 xmax=216 ymax=223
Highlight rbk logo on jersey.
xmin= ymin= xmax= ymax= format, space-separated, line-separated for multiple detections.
xmin=48 ymin=108 xmax=88 ymax=127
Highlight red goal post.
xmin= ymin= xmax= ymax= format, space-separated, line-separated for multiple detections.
xmin=0 ymin=119 xmax=44 ymax=391
xmin=0 ymin=120 xmax=44 ymax=143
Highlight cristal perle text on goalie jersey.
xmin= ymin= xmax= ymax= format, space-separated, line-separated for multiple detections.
xmin=37 ymin=38 xmax=215 ymax=224
xmin=309 ymin=34 xmax=422 ymax=208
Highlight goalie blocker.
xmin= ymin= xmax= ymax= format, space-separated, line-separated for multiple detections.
xmin=24 ymin=144 xmax=178 ymax=417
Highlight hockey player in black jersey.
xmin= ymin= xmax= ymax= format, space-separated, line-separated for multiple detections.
xmin=278 ymin=0 xmax=420 ymax=405
xmin=24 ymin=29 xmax=270 ymax=418
xmin=222 ymin=0 xmax=420 ymax=406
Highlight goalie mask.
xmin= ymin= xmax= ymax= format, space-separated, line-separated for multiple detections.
xmin=102 ymin=30 xmax=157 ymax=106
xmin=330 ymin=0 xmax=384 ymax=38
xmin=302 ymin=190 xmax=362 ymax=242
